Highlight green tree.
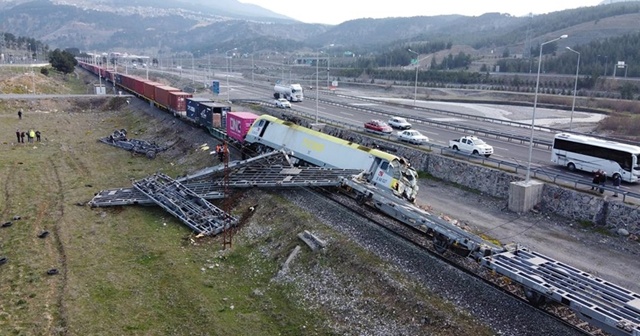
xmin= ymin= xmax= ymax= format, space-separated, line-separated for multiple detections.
xmin=619 ymin=82 xmax=639 ymax=100
xmin=49 ymin=49 xmax=78 ymax=75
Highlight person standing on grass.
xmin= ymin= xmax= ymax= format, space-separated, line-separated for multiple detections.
xmin=16 ymin=129 xmax=21 ymax=143
xmin=28 ymin=129 xmax=35 ymax=143
xmin=36 ymin=130 xmax=41 ymax=142
xmin=20 ymin=131 xmax=26 ymax=143
xmin=18 ymin=109 xmax=22 ymax=120
xmin=613 ymin=174 xmax=622 ymax=197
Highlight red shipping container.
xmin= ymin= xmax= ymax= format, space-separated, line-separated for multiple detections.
xmin=129 ymin=76 xmax=145 ymax=96
xmin=142 ymin=81 xmax=162 ymax=101
xmin=120 ymin=75 xmax=145 ymax=95
xmin=226 ymin=112 xmax=259 ymax=143
xmin=119 ymin=74 xmax=133 ymax=90
xmin=155 ymin=85 xmax=180 ymax=108
xmin=168 ymin=92 xmax=192 ymax=116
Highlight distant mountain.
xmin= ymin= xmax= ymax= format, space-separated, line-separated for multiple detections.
xmin=1 ymin=0 xmax=640 ymax=58
xmin=599 ymin=0 xmax=640 ymax=4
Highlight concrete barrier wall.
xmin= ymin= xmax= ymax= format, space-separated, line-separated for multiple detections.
xmin=267 ymin=111 xmax=639 ymax=235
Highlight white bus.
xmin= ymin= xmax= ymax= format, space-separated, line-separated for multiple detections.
xmin=551 ymin=133 xmax=640 ymax=183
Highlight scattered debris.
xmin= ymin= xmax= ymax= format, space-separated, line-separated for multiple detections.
xmin=297 ymin=230 xmax=327 ymax=251
xmin=46 ymin=268 xmax=59 ymax=275
xmin=13 ymin=215 xmax=21 ymax=220
xmin=0 ymin=257 xmax=7 ymax=265
xmin=278 ymin=245 xmax=301 ymax=277
xmin=38 ymin=230 xmax=50 ymax=239
xmin=99 ymin=129 xmax=167 ymax=159
xmin=1 ymin=221 xmax=12 ymax=228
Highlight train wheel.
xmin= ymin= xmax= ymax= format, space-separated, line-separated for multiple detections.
xmin=433 ymin=234 xmax=450 ymax=254
xmin=523 ymin=288 xmax=546 ymax=306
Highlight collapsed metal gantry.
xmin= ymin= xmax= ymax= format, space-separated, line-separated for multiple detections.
xmin=89 ymin=150 xmax=640 ymax=336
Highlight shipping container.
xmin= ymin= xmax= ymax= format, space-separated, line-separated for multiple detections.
xmin=186 ymin=97 xmax=214 ymax=122
xmin=226 ymin=112 xmax=259 ymax=143
xmin=142 ymin=81 xmax=163 ymax=101
xmin=168 ymin=92 xmax=193 ymax=116
xmin=201 ymin=103 xmax=231 ymax=130
xmin=130 ymin=76 xmax=146 ymax=96
xmin=155 ymin=85 xmax=181 ymax=108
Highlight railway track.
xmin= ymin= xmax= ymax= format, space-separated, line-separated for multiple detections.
xmin=309 ymin=186 xmax=605 ymax=336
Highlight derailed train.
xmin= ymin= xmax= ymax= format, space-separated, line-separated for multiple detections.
xmin=77 ymin=61 xmax=419 ymax=203
xmin=242 ymin=115 xmax=419 ymax=202
xmin=79 ymin=61 xmax=640 ymax=335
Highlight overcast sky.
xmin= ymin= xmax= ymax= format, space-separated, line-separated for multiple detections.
xmin=240 ymin=0 xmax=605 ymax=25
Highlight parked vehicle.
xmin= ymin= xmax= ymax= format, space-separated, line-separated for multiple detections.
xmin=273 ymin=83 xmax=304 ymax=102
xmin=388 ymin=117 xmax=412 ymax=130
xmin=449 ymin=136 xmax=493 ymax=157
xmin=275 ymin=98 xmax=291 ymax=108
xmin=397 ymin=130 xmax=429 ymax=145
xmin=364 ymin=120 xmax=393 ymax=134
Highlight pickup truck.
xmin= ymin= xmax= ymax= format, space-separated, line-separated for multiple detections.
xmin=364 ymin=120 xmax=393 ymax=134
xmin=449 ymin=136 xmax=493 ymax=157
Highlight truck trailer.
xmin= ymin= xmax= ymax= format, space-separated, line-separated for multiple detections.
xmin=273 ymin=83 xmax=304 ymax=102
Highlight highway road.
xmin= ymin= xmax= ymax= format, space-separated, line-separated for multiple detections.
xmin=221 ymin=75 xmax=640 ymax=193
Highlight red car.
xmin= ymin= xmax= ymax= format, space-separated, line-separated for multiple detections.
xmin=364 ymin=120 xmax=393 ymax=134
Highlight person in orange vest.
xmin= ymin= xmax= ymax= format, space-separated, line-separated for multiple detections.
xmin=215 ymin=144 xmax=223 ymax=161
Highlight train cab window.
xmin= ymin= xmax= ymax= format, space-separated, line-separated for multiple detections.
xmin=387 ymin=160 xmax=401 ymax=179
xmin=258 ymin=120 xmax=269 ymax=138
xmin=380 ymin=161 xmax=389 ymax=170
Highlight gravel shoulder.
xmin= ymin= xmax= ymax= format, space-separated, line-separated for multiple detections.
xmin=416 ymin=178 xmax=640 ymax=293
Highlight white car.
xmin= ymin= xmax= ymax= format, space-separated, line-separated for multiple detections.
xmin=397 ymin=130 xmax=429 ymax=144
xmin=275 ymin=98 xmax=291 ymax=108
xmin=388 ymin=117 xmax=412 ymax=130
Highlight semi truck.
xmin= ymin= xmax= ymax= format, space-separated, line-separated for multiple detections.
xmin=273 ymin=83 xmax=304 ymax=102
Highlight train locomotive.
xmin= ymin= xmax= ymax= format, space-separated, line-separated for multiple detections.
xmin=243 ymin=115 xmax=419 ymax=202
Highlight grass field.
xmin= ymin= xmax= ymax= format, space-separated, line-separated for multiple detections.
xmin=0 ymin=71 xmax=493 ymax=335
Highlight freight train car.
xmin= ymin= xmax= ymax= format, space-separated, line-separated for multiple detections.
xmin=243 ymin=114 xmax=419 ymax=202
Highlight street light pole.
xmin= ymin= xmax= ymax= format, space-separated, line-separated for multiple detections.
xmin=225 ymin=48 xmax=236 ymax=73
xmin=566 ymin=47 xmax=580 ymax=131
xmin=316 ymin=56 xmax=319 ymax=123
xmin=526 ymin=34 xmax=568 ymax=183
xmin=407 ymin=48 xmax=419 ymax=106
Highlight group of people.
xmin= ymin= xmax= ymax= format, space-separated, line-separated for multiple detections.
xmin=591 ymin=169 xmax=622 ymax=197
xmin=16 ymin=108 xmax=42 ymax=144
xmin=15 ymin=129 xmax=41 ymax=143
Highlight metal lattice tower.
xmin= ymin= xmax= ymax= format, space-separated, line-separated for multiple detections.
xmin=221 ymin=141 xmax=233 ymax=250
